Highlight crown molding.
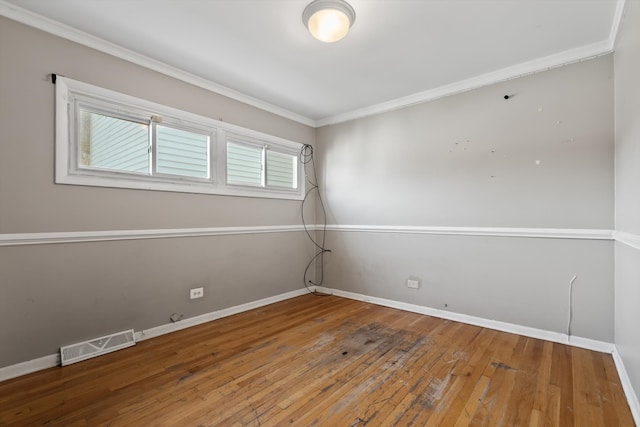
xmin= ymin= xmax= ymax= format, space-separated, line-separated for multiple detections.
xmin=610 ymin=0 xmax=627 ymax=49
xmin=316 ymin=0 xmax=627 ymax=127
xmin=0 ymin=0 xmax=316 ymax=128
xmin=315 ymin=40 xmax=613 ymax=126
xmin=0 ymin=0 xmax=627 ymax=129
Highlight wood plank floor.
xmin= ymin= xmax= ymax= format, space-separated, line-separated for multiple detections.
xmin=0 ymin=295 xmax=634 ymax=426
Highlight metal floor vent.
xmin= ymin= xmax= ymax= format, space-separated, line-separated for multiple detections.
xmin=60 ymin=329 xmax=135 ymax=366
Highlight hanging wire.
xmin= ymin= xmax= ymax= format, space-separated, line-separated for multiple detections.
xmin=299 ymin=144 xmax=331 ymax=296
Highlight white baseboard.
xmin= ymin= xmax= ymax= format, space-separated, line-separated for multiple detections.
xmin=0 ymin=353 xmax=60 ymax=383
xmin=0 ymin=287 xmax=310 ymax=383
xmin=313 ymin=286 xmax=615 ymax=354
xmin=134 ymin=288 xmax=309 ymax=342
xmin=1 ymin=285 xmax=628 ymax=411
xmin=613 ymin=347 xmax=640 ymax=426
xmin=317 ymin=286 xmax=640 ymax=420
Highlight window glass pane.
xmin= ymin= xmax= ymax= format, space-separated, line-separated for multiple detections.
xmin=227 ymin=141 xmax=263 ymax=186
xmin=266 ymin=150 xmax=297 ymax=189
xmin=156 ymin=125 xmax=209 ymax=179
xmin=78 ymin=109 xmax=149 ymax=173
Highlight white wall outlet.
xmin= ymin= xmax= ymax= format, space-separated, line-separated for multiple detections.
xmin=190 ymin=287 xmax=204 ymax=299
xmin=406 ymin=279 xmax=420 ymax=289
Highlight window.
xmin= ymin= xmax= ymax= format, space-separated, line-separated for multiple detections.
xmin=227 ymin=140 xmax=264 ymax=187
xmin=226 ymin=138 xmax=298 ymax=190
xmin=155 ymin=125 xmax=209 ymax=179
xmin=78 ymin=109 xmax=150 ymax=174
xmin=55 ymin=76 xmax=304 ymax=200
xmin=266 ymin=150 xmax=297 ymax=189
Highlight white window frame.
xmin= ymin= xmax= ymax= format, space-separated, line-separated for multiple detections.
xmin=55 ymin=76 xmax=305 ymax=200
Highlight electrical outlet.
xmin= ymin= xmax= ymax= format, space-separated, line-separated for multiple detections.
xmin=190 ymin=287 xmax=204 ymax=299
xmin=406 ymin=279 xmax=420 ymax=289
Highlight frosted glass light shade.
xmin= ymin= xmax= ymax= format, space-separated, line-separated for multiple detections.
xmin=303 ymin=0 xmax=355 ymax=43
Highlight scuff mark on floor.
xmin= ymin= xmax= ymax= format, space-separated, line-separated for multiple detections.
xmin=491 ymin=362 xmax=517 ymax=371
xmin=178 ymin=372 xmax=195 ymax=383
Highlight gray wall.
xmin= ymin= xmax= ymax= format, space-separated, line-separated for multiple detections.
xmin=0 ymin=17 xmax=316 ymax=368
xmin=614 ymin=0 xmax=640 ymax=402
xmin=316 ymin=56 xmax=615 ymax=341
xmin=0 ymin=13 xmax=624 ymax=371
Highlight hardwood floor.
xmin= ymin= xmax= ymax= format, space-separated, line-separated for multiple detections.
xmin=0 ymin=294 xmax=634 ymax=426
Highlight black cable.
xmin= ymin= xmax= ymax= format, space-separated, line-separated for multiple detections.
xmin=299 ymin=144 xmax=331 ymax=296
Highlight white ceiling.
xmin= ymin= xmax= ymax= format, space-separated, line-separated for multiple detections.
xmin=1 ymin=0 xmax=623 ymax=126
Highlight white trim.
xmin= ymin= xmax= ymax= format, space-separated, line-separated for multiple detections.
xmin=0 ymin=285 xmax=624 ymax=397
xmin=313 ymin=286 xmax=615 ymax=354
xmin=0 ymin=225 xmax=614 ymax=247
xmin=0 ymin=1 xmax=315 ymax=128
xmin=56 ymin=173 xmax=304 ymax=201
xmin=613 ymin=231 xmax=640 ymax=251
xmin=317 ymin=0 xmax=627 ymax=127
xmin=57 ymin=77 xmax=305 ymax=153
xmin=610 ymin=0 xmax=627 ymax=49
xmin=0 ymin=0 xmax=626 ymax=129
xmin=0 ymin=225 xmax=308 ymax=247
xmin=135 ymin=288 xmax=309 ymax=342
xmin=0 ymin=287 xmax=310 ymax=382
xmin=325 ymin=224 xmax=613 ymax=240
xmin=55 ymin=76 xmax=305 ymax=201
xmin=0 ymin=354 xmax=60 ymax=383
xmin=315 ymin=42 xmax=612 ymax=126
xmin=613 ymin=347 xmax=640 ymax=425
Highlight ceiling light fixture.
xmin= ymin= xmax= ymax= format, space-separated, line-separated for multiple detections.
xmin=302 ymin=0 xmax=356 ymax=43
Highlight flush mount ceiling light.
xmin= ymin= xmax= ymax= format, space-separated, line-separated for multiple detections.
xmin=303 ymin=0 xmax=356 ymax=43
